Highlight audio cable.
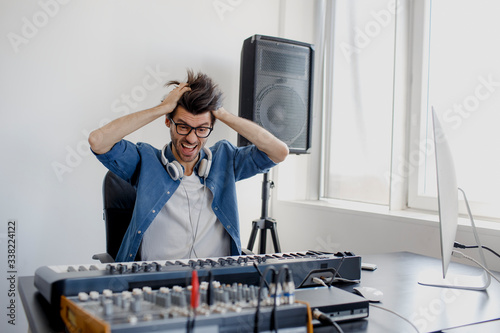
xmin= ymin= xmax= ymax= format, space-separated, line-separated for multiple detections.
xmin=454 ymin=241 xmax=500 ymax=259
xmin=186 ymin=270 xmax=199 ymax=333
xmin=295 ymin=300 xmax=313 ymax=333
xmin=369 ymin=303 xmax=420 ymax=333
xmin=312 ymin=308 xmax=344 ymax=333
xmin=452 ymin=250 xmax=500 ymax=284
xmin=254 ymin=266 xmax=277 ymax=333
xmin=253 ymin=261 xmax=271 ymax=289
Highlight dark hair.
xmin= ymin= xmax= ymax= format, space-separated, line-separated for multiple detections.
xmin=166 ymin=69 xmax=223 ymax=125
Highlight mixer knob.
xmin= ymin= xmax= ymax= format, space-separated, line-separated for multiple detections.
xmin=175 ymin=260 xmax=189 ymax=267
xmin=117 ymin=264 xmax=127 ymax=274
xmin=132 ymin=288 xmax=143 ymax=301
xmin=113 ymin=294 xmax=123 ymax=307
xmin=102 ymin=289 xmax=113 ymax=298
xmin=103 ymin=299 xmax=113 ymax=316
xmin=131 ymin=298 xmax=142 ymax=313
xmin=78 ymin=292 xmax=89 ymax=302
xmin=156 ymin=292 xmax=171 ymax=308
xmin=89 ymin=291 xmax=100 ymax=301
xmin=206 ymin=259 xmax=218 ymax=267
xmin=106 ymin=264 xmax=116 ymax=274
xmin=237 ymin=257 xmax=248 ymax=264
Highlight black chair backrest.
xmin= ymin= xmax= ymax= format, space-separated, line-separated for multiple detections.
xmin=102 ymin=171 xmax=137 ymax=261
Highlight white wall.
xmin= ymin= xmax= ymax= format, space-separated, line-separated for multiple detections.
xmin=0 ymin=1 xmax=316 ymax=331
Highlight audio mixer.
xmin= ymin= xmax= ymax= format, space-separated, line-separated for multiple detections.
xmin=60 ymin=274 xmax=309 ymax=332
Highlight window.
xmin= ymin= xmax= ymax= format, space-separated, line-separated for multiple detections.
xmin=407 ymin=0 xmax=500 ymax=220
xmin=322 ymin=0 xmax=397 ymax=205
xmin=320 ymin=0 xmax=500 ymax=221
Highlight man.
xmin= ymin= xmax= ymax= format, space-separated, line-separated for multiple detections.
xmin=89 ymin=70 xmax=289 ymax=262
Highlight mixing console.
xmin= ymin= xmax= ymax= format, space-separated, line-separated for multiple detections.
xmin=60 ymin=276 xmax=309 ymax=332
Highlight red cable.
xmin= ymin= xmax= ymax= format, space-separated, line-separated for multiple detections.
xmin=191 ymin=270 xmax=199 ymax=310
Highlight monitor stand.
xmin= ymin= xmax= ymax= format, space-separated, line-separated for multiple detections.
xmin=418 ymin=189 xmax=491 ymax=291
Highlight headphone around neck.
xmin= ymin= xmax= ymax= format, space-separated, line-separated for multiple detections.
xmin=161 ymin=144 xmax=212 ymax=181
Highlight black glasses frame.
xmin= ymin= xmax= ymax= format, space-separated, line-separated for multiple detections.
xmin=169 ymin=118 xmax=213 ymax=138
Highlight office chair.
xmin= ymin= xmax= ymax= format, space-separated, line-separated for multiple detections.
xmin=92 ymin=171 xmax=137 ymax=263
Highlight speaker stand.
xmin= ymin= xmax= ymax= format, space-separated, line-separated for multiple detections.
xmin=247 ymin=173 xmax=281 ymax=254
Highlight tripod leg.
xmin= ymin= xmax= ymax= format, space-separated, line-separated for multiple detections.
xmin=269 ymin=221 xmax=282 ymax=253
xmin=259 ymin=226 xmax=267 ymax=254
xmin=247 ymin=221 xmax=259 ymax=252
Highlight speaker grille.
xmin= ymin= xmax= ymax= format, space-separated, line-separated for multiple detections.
xmin=239 ymin=35 xmax=314 ymax=154
xmin=255 ymin=84 xmax=307 ymax=147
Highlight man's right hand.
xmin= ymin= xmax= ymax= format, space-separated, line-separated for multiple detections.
xmin=158 ymin=82 xmax=191 ymax=116
xmin=89 ymin=83 xmax=191 ymax=155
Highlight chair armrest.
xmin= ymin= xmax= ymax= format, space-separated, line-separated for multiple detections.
xmin=241 ymin=248 xmax=255 ymax=256
xmin=92 ymin=253 xmax=115 ymax=263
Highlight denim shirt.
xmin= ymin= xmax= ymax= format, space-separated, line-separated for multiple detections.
xmin=94 ymin=139 xmax=276 ymax=262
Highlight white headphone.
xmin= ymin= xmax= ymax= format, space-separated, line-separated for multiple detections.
xmin=161 ymin=144 xmax=212 ymax=181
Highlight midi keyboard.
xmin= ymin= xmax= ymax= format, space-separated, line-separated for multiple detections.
xmin=35 ymin=250 xmax=361 ymax=308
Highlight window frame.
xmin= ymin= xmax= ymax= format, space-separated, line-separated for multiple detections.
xmin=405 ymin=0 xmax=500 ymax=221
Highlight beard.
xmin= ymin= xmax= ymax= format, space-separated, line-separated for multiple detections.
xmin=171 ymin=136 xmax=203 ymax=164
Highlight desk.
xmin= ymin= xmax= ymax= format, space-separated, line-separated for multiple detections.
xmin=19 ymin=252 xmax=500 ymax=333
xmin=336 ymin=252 xmax=500 ymax=332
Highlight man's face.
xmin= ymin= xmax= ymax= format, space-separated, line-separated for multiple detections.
xmin=166 ymin=106 xmax=212 ymax=166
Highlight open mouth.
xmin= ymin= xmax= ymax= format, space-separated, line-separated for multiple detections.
xmin=180 ymin=143 xmax=198 ymax=156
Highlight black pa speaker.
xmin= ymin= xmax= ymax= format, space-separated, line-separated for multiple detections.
xmin=238 ymin=35 xmax=314 ymax=154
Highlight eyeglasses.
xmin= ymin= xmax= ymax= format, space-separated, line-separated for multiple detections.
xmin=169 ymin=118 xmax=213 ymax=138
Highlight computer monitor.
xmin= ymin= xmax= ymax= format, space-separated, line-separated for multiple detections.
xmin=418 ymin=107 xmax=490 ymax=290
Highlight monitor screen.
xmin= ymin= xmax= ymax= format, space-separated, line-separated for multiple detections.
xmin=418 ymin=107 xmax=490 ymax=290
xmin=432 ymin=107 xmax=458 ymax=278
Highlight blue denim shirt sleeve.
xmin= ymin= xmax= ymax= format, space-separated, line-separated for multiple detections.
xmin=92 ymin=140 xmax=141 ymax=183
xmin=233 ymin=142 xmax=277 ymax=180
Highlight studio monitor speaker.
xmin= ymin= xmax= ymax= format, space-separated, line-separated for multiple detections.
xmin=238 ymin=35 xmax=314 ymax=154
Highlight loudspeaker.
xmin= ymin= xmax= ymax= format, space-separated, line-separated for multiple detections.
xmin=238 ymin=35 xmax=314 ymax=154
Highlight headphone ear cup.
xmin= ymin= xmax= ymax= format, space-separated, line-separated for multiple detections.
xmin=166 ymin=160 xmax=183 ymax=181
xmin=199 ymin=159 xmax=208 ymax=179
xmin=198 ymin=147 xmax=212 ymax=179
xmin=203 ymin=159 xmax=212 ymax=178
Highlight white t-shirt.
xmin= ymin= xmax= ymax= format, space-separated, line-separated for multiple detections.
xmin=141 ymin=174 xmax=231 ymax=260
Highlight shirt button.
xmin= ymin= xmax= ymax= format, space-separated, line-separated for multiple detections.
xmin=214 ymin=207 xmax=218 ymax=211
xmin=129 ymin=254 xmax=133 ymax=257
xmin=152 ymin=210 xmax=156 ymax=213
xmin=138 ymin=230 xmax=141 ymax=234
xmin=167 ymin=191 xmax=170 ymax=195
xmin=227 ymin=225 xmax=231 ymax=229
